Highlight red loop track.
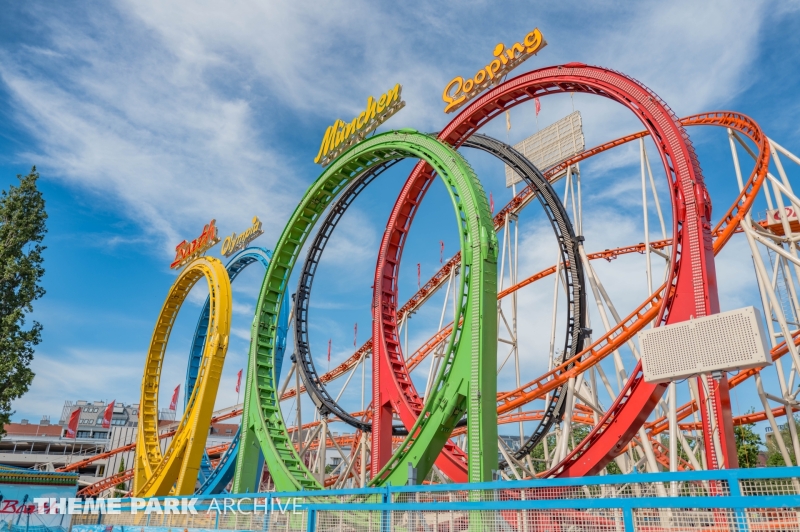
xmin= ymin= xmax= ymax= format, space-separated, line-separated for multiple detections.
xmin=373 ymin=63 xmax=726 ymax=479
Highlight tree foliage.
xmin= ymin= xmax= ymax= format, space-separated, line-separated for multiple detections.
xmin=765 ymin=415 xmax=800 ymax=467
xmin=734 ymin=421 xmax=762 ymax=468
xmin=115 ymin=457 xmax=127 ymax=497
xmin=0 ymin=167 xmax=47 ymax=436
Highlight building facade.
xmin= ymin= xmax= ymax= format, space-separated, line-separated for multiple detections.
xmin=1 ymin=399 xmax=236 ymax=492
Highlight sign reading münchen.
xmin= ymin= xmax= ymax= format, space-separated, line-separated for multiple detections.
xmin=314 ymin=84 xmax=404 ymax=166
xmin=221 ymin=216 xmax=264 ymax=257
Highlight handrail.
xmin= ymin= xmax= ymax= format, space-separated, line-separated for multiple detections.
xmin=77 ymin=467 xmax=800 ymax=532
xmin=104 ymin=466 xmax=800 ymax=501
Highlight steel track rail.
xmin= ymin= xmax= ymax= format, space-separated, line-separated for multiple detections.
xmin=366 ymin=133 xmax=587 ymax=481
xmin=372 ymin=63 xmax=723 ymax=482
xmin=433 ymin=114 xmax=768 ymax=437
xmin=81 ymin=398 xmax=792 ymax=496
xmin=276 ymin=114 xmax=706 ymax=406
xmin=57 ymin=404 xmax=243 ymax=473
xmin=232 ymin=130 xmax=496 ymax=492
xmin=183 ymin=247 xmax=287 ymax=494
xmin=292 ymin=134 xmax=585 ymax=477
xmin=91 ymin=112 xmax=769 ymax=486
xmin=647 ymin=329 xmax=800 ymax=436
xmin=474 ymin=111 xmax=769 ymax=476
xmin=463 ymin=134 xmax=586 ymax=465
xmin=134 ymin=257 xmax=232 ymax=497
xmin=293 ymin=160 xmax=403 ymax=433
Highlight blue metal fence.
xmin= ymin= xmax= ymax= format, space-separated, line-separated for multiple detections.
xmin=71 ymin=467 xmax=800 ymax=532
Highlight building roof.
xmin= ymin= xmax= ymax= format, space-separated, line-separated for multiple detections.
xmin=0 ymin=465 xmax=78 ymax=486
xmin=3 ymin=422 xmax=63 ymax=437
xmin=210 ymin=423 xmax=238 ymax=434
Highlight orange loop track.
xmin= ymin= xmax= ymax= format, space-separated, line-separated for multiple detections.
xmin=548 ymin=109 xmax=769 ymax=477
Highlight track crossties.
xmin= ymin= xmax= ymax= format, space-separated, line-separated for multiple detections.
xmin=134 ymin=257 xmax=232 ymax=497
xmin=373 ymin=64 xmax=721 ymax=480
xmin=233 ymin=130 xmax=497 ymax=492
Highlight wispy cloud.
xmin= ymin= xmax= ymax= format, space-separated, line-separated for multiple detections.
xmin=2 ymin=0 xmax=789 ymax=422
xmin=13 ymin=348 xmax=143 ymax=418
xmin=0 ymin=0 xmax=770 ymax=254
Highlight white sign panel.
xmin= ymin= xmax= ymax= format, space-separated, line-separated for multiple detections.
xmin=766 ymin=206 xmax=798 ymax=224
xmin=639 ymin=306 xmax=771 ymax=384
xmin=505 ymin=111 xmax=585 ymax=187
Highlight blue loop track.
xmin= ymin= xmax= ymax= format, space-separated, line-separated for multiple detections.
xmin=184 ymin=246 xmax=289 ymax=494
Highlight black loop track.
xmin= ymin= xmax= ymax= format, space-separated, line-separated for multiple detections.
xmin=294 ymin=159 xmax=402 ymax=433
xmin=461 ymin=134 xmax=586 ymax=465
xmin=293 ymin=134 xmax=586 ymax=460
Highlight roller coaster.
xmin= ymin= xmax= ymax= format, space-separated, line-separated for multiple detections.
xmin=63 ymin=63 xmax=800 ymax=497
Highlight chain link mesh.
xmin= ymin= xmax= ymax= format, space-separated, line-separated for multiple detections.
xmin=739 ymin=477 xmax=800 ymax=496
xmin=391 ymin=479 xmax=731 ymax=503
xmin=634 ymin=507 xmax=800 ymax=531
xmin=70 ymin=474 xmax=800 ymax=532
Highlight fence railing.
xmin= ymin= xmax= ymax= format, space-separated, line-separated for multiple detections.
xmin=70 ymin=467 xmax=800 ymax=532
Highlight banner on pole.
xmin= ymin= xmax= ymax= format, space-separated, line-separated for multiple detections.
xmin=169 ymin=385 xmax=180 ymax=411
xmin=66 ymin=408 xmax=80 ymax=439
xmin=101 ymin=401 xmax=115 ymax=429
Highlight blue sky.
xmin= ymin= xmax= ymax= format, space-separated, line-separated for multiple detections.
xmin=2 ymin=1 xmax=800 ymax=436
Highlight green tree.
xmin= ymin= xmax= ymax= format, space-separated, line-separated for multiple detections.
xmin=115 ymin=457 xmax=127 ymax=497
xmin=734 ymin=421 xmax=762 ymax=468
xmin=0 ymin=167 xmax=47 ymax=437
xmin=527 ymin=423 xmax=621 ymax=475
xmin=765 ymin=415 xmax=800 ymax=466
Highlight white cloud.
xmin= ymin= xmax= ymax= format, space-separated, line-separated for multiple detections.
xmin=316 ymin=207 xmax=377 ymax=272
xmin=0 ymin=5 xmax=300 ymax=260
xmin=2 ymin=0 xmax=787 ymax=425
xmin=12 ymin=348 xmax=142 ymax=419
xmin=0 ymin=0 xmax=771 ymax=256
xmin=229 ymin=327 xmax=251 ymax=342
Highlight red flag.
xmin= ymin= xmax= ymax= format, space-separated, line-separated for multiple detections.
xmin=490 ymin=192 xmax=495 ymax=214
xmin=235 ymin=369 xmax=243 ymax=394
xmin=417 ymin=263 xmax=421 ymax=289
xmin=440 ymin=241 xmax=444 ymax=264
xmin=101 ymin=401 xmax=115 ymax=429
xmin=169 ymin=384 xmax=180 ymax=411
xmin=534 ymin=97 xmax=541 ymax=116
xmin=354 ymin=323 xmax=358 ymax=347
xmin=66 ymin=407 xmax=80 ymax=438
xmin=327 ymin=339 xmax=332 ymax=362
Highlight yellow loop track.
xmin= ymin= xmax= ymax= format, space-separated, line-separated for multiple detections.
xmin=134 ymin=256 xmax=232 ymax=497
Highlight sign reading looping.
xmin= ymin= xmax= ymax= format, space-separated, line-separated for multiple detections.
xmin=442 ymin=28 xmax=546 ymax=114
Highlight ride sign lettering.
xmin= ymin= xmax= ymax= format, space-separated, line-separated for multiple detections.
xmin=442 ymin=28 xmax=546 ymax=113
xmin=221 ymin=216 xmax=264 ymax=257
xmin=314 ymin=84 xmax=405 ymax=166
xmin=170 ymin=219 xmax=220 ymax=269
xmin=765 ymin=206 xmax=800 ymax=236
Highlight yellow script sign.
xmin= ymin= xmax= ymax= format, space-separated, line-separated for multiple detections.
xmin=442 ymin=28 xmax=546 ymax=114
xmin=314 ymin=84 xmax=405 ymax=166
xmin=221 ymin=216 xmax=264 ymax=257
